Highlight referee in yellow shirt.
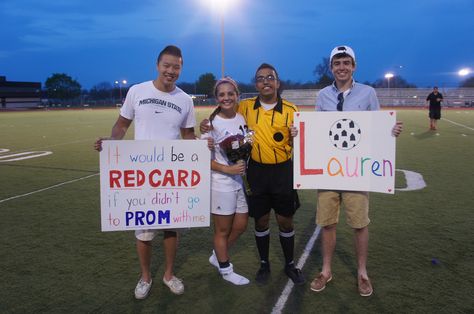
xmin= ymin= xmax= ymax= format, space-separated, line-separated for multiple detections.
xmin=237 ymin=63 xmax=304 ymax=285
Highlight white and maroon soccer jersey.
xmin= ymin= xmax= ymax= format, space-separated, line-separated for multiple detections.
xmin=208 ymin=113 xmax=247 ymax=192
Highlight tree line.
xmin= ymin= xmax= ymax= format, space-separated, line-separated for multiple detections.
xmin=44 ymin=58 xmax=474 ymax=103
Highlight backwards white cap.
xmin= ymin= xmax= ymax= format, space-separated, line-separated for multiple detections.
xmin=330 ymin=45 xmax=356 ymax=63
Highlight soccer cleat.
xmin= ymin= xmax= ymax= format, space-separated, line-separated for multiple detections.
xmin=255 ymin=263 xmax=271 ymax=284
xmin=285 ymin=264 xmax=305 ymax=285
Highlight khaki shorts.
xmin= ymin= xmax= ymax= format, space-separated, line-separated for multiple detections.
xmin=316 ymin=190 xmax=370 ymax=228
xmin=135 ymin=229 xmax=178 ymax=241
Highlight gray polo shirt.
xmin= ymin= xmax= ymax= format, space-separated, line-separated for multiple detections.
xmin=316 ymin=81 xmax=380 ymax=112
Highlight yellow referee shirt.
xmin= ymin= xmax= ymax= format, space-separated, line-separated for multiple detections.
xmin=237 ymin=96 xmax=298 ymax=164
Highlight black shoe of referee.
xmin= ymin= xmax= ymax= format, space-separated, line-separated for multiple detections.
xmin=255 ymin=262 xmax=271 ymax=284
xmin=285 ymin=264 xmax=305 ymax=285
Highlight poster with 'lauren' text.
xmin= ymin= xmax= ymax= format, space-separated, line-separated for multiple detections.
xmin=294 ymin=111 xmax=396 ymax=194
xmin=100 ymin=140 xmax=210 ymax=231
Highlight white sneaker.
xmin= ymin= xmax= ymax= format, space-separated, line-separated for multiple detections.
xmin=209 ymin=250 xmax=219 ymax=269
xmin=134 ymin=278 xmax=152 ymax=299
xmin=219 ymin=264 xmax=250 ymax=286
xmin=163 ymin=276 xmax=184 ymax=295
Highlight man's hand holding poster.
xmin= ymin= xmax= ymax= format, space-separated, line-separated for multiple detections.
xmin=100 ymin=140 xmax=210 ymax=231
xmin=294 ymin=111 xmax=396 ymax=194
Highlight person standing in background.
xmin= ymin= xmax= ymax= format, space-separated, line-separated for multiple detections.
xmin=426 ymin=86 xmax=443 ymax=130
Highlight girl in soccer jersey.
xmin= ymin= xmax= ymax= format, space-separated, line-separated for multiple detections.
xmin=203 ymin=77 xmax=250 ymax=285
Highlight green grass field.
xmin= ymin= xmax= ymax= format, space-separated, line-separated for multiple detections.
xmin=1 ymin=107 xmax=473 ymax=313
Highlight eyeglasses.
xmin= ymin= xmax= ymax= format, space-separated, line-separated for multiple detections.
xmin=337 ymin=92 xmax=344 ymax=111
xmin=255 ymin=74 xmax=276 ymax=83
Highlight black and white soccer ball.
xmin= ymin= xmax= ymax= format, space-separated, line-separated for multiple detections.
xmin=329 ymin=119 xmax=361 ymax=150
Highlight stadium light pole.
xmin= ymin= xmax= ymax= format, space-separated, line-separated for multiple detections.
xmin=384 ymin=72 xmax=394 ymax=97
xmin=384 ymin=72 xmax=394 ymax=88
xmin=114 ymin=80 xmax=127 ymax=103
xmin=456 ymin=68 xmax=471 ymax=89
xmin=220 ymin=12 xmax=225 ymax=78
xmin=205 ymin=0 xmax=234 ymax=78
xmin=458 ymin=68 xmax=471 ymax=77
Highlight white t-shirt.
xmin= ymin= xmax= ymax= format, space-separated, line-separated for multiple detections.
xmin=260 ymin=101 xmax=277 ymax=111
xmin=120 ymin=81 xmax=196 ymax=140
xmin=207 ymin=113 xmax=248 ymax=192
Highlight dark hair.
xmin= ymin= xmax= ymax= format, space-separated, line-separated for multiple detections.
xmin=255 ymin=63 xmax=279 ymax=80
xmin=157 ymin=45 xmax=183 ymax=64
xmin=331 ymin=53 xmax=355 ymax=66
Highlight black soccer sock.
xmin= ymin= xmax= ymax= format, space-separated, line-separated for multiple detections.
xmin=279 ymin=229 xmax=295 ymax=266
xmin=254 ymin=228 xmax=270 ymax=264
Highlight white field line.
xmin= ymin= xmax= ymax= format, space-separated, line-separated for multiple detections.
xmin=0 ymin=139 xmax=98 ymax=199
xmin=0 ymin=138 xmax=95 ymax=164
xmin=441 ymin=118 xmax=474 ymax=131
xmin=271 ymin=225 xmax=322 ymax=314
xmin=396 ymin=169 xmax=426 ymax=191
xmin=414 ymin=110 xmax=473 ymax=132
xmin=3 ymin=138 xmax=95 ymax=154
xmin=0 ymin=173 xmax=98 ymax=204
xmin=0 ymin=151 xmax=53 ymax=162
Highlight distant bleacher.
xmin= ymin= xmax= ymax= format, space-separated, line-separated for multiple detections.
xmin=281 ymin=87 xmax=474 ymax=107
xmin=0 ymin=76 xmax=42 ymax=109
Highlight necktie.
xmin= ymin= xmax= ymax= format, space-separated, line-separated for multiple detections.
xmin=337 ymin=92 xmax=344 ymax=111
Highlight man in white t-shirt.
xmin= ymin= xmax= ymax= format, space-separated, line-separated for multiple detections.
xmin=94 ymin=45 xmax=196 ymax=299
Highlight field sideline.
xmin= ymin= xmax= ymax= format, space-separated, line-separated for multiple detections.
xmin=1 ymin=108 xmax=473 ymax=313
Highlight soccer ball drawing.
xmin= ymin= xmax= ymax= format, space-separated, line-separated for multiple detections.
xmin=329 ymin=118 xmax=362 ymax=150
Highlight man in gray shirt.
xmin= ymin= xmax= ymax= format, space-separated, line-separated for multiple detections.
xmin=310 ymin=45 xmax=402 ymax=297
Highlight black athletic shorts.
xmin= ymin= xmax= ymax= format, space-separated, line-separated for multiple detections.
xmin=246 ymin=159 xmax=300 ymax=220
xmin=429 ymin=107 xmax=441 ymax=120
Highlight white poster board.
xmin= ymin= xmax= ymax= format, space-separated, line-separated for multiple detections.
xmin=294 ymin=111 xmax=396 ymax=194
xmin=100 ymin=140 xmax=210 ymax=231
